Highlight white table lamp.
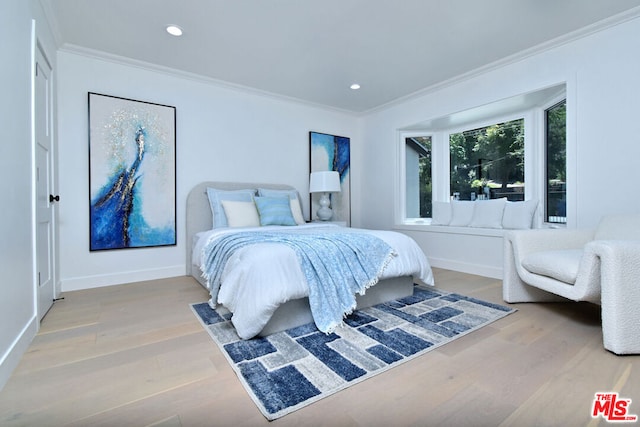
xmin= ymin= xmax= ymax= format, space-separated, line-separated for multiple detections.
xmin=309 ymin=171 xmax=341 ymax=221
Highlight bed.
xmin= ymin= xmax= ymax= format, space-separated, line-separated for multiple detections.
xmin=187 ymin=181 xmax=434 ymax=339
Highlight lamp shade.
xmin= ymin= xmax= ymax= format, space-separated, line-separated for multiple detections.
xmin=309 ymin=171 xmax=341 ymax=193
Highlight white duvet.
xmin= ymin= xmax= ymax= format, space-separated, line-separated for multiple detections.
xmin=193 ymin=223 xmax=434 ymax=339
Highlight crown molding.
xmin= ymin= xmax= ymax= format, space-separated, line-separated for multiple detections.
xmin=58 ymin=44 xmax=359 ymax=117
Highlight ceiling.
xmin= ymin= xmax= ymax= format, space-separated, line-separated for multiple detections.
xmin=42 ymin=0 xmax=640 ymax=113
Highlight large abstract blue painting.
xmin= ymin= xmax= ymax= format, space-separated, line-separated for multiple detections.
xmin=309 ymin=131 xmax=350 ymax=224
xmin=89 ymin=93 xmax=176 ymax=251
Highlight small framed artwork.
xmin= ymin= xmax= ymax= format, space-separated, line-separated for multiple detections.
xmin=88 ymin=92 xmax=176 ymax=251
xmin=309 ymin=131 xmax=351 ymax=225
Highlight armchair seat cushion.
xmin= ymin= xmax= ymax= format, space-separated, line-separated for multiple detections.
xmin=521 ymin=249 xmax=583 ymax=284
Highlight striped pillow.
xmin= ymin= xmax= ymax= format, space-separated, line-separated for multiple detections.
xmin=257 ymin=188 xmax=306 ymax=225
xmin=254 ymin=196 xmax=297 ymax=226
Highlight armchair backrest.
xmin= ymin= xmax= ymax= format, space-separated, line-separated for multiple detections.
xmin=594 ymin=214 xmax=640 ymax=241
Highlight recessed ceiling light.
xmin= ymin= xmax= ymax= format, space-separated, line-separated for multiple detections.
xmin=350 ymin=83 xmax=361 ymax=90
xmin=166 ymin=25 xmax=183 ymax=36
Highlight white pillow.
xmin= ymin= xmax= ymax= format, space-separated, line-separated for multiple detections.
xmin=220 ymin=200 xmax=260 ymax=227
xmin=449 ymin=201 xmax=475 ymax=226
xmin=502 ymin=200 xmax=538 ymax=229
xmin=469 ymin=198 xmax=507 ymax=228
xmin=289 ymin=198 xmax=306 ymax=225
xmin=430 ymin=201 xmax=452 ymax=225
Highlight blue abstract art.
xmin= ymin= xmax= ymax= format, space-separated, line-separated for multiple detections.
xmin=191 ymin=285 xmax=515 ymax=420
xmin=88 ymin=92 xmax=176 ymax=251
xmin=309 ymin=131 xmax=350 ymax=224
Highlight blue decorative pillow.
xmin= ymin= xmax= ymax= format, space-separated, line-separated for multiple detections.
xmin=206 ymin=188 xmax=256 ymax=228
xmin=257 ymin=188 xmax=305 ymax=224
xmin=254 ymin=196 xmax=297 ymax=226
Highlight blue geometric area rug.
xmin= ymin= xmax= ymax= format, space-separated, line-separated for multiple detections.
xmin=190 ymin=285 xmax=515 ymax=421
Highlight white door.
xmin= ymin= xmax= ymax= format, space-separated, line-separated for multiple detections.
xmin=35 ymin=45 xmax=56 ymax=320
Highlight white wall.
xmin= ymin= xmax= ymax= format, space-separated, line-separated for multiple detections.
xmin=56 ymin=51 xmax=359 ymax=291
xmin=359 ymin=15 xmax=640 ymax=277
xmin=0 ymin=0 xmax=57 ymax=390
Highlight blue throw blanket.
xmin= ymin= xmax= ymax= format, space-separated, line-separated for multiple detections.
xmin=201 ymin=229 xmax=396 ymax=334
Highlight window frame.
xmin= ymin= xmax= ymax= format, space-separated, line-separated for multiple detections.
xmin=444 ymin=112 xmax=532 ymax=203
xmin=397 ymin=87 xmax=569 ymax=229
xmin=404 ymin=135 xmax=433 ymax=219
xmin=542 ymin=96 xmax=568 ymax=225
xmin=397 ymin=131 xmax=437 ymax=224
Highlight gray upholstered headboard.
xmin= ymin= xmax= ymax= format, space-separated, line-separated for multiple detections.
xmin=185 ymin=181 xmax=300 ymax=272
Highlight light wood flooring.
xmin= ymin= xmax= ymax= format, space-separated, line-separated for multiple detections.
xmin=0 ymin=268 xmax=638 ymax=426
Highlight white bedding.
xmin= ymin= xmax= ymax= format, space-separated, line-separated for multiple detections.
xmin=193 ymin=223 xmax=434 ymax=339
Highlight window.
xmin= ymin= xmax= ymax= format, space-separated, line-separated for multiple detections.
xmin=449 ymin=119 xmax=524 ymax=201
xmin=405 ymin=136 xmax=432 ymax=218
xmin=545 ymin=100 xmax=567 ymax=223
xmin=398 ymin=84 xmax=568 ymax=227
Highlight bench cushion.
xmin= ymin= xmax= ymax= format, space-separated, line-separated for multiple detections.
xmin=522 ymin=249 xmax=583 ymax=284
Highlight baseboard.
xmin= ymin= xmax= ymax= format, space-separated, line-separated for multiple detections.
xmin=0 ymin=314 xmax=37 ymax=391
xmin=60 ymin=265 xmax=185 ymax=292
xmin=429 ymin=257 xmax=503 ymax=280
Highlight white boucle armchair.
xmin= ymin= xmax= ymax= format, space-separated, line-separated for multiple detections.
xmin=503 ymin=214 xmax=640 ymax=355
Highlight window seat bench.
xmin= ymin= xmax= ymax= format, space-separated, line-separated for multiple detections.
xmin=396 ymin=199 xmax=541 ymax=279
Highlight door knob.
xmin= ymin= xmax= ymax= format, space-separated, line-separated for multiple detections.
xmin=49 ymin=194 xmax=60 ymax=203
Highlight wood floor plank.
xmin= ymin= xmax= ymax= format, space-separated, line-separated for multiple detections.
xmin=1 ymin=270 xmax=638 ymax=426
